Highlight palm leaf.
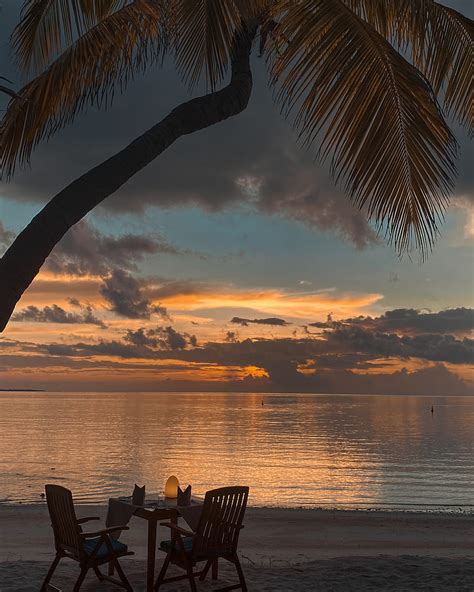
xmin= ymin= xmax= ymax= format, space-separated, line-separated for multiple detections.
xmin=344 ymin=0 xmax=473 ymax=133
xmin=0 ymin=77 xmax=22 ymax=100
xmin=1 ymin=0 xmax=166 ymax=180
xmin=342 ymin=0 xmax=402 ymax=39
xmin=174 ymin=0 xmax=244 ymax=89
xmin=174 ymin=0 xmax=266 ymax=89
xmin=414 ymin=2 xmax=473 ymax=133
xmin=269 ymin=0 xmax=457 ymax=255
xmin=14 ymin=0 xmax=127 ymax=73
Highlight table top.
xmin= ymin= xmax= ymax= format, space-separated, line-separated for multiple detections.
xmin=111 ymin=495 xmax=203 ymax=526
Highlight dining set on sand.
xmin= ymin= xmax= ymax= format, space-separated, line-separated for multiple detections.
xmin=40 ymin=477 xmax=250 ymax=592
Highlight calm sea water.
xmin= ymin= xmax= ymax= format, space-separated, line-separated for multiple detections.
xmin=0 ymin=392 xmax=472 ymax=510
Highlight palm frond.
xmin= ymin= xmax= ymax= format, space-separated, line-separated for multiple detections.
xmin=415 ymin=2 xmax=473 ymax=133
xmin=0 ymin=77 xmax=22 ymax=100
xmin=269 ymin=0 xmax=457 ymax=256
xmin=343 ymin=0 xmax=473 ymax=133
xmin=174 ymin=0 xmax=244 ymax=89
xmin=342 ymin=0 xmax=402 ymax=39
xmin=1 ymin=0 xmax=165 ymax=180
xmin=13 ymin=0 xmax=127 ymax=73
xmin=174 ymin=0 xmax=266 ymax=89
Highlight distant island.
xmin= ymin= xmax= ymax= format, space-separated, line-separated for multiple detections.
xmin=0 ymin=388 xmax=45 ymax=392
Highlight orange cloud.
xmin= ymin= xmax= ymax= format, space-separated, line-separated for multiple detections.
xmin=147 ymin=286 xmax=383 ymax=319
xmin=20 ymin=272 xmax=103 ymax=308
xmin=16 ymin=272 xmax=383 ymax=335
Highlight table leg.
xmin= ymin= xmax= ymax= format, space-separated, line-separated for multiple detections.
xmin=146 ymin=519 xmax=157 ymax=592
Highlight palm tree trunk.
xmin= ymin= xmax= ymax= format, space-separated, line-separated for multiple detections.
xmin=0 ymin=29 xmax=256 ymax=332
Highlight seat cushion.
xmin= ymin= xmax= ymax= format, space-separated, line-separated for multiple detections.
xmin=160 ymin=536 xmax=193 ymax=554
xmin=83 ymin=537 xmax=128 ymax=559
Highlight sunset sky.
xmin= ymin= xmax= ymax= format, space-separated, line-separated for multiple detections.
xmin=0 ymin=0 xmax=473 ymax=393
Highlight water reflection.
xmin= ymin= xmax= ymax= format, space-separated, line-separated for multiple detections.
xmin=0 ymin=392 xmax=472 ymax=509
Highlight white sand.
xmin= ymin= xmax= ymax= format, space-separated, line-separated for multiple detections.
xmin=1 ymin=505 xmax=473 ymax=591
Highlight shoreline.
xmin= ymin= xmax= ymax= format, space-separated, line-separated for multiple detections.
xmin=1 ymin=504 xmax=473 ymax=590
xmin=2 ymin=499 xmax=473 ymax=514
xmin=2 ymin=503 xmax=472 ymax=561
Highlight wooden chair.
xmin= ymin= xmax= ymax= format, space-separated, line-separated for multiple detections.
xmin=155 ymin=486 xmax=249 ymax=592
xmin=41 ymin=484 xmax=134 ymax=592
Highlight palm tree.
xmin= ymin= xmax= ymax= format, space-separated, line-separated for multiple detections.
xmin=0 ymin=0 xmax=472 ymax=331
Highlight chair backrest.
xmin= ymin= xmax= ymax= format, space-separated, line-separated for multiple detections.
xmin=45 ymin=484 xmax=82 ymax=557
xmin=194 ymin=486 xmax=249 ymax=556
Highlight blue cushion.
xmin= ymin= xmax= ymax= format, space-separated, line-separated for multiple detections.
xmin=83 ymin=537 xmax=128 ymax=559
xmin=160 ymin=537 xmax=193 ymax=554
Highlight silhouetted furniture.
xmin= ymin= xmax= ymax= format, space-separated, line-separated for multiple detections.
xmin=154 ymin=486 xmax=249 ymax=592
xmin=41 ymin=484 xmax=134 ymax=592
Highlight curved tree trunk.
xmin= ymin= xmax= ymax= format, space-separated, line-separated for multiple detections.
xmin=0 ymin=29 xmax=256 ymax=332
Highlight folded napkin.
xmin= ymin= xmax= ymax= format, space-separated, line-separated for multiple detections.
xmin=177 ymin=484 xmax=192 ymax=506
xmin=132 ymin=483 xmax=145 ymax=506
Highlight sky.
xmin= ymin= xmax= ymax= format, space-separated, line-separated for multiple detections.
xmin=0 ymin=0 xmax=473 ymax=393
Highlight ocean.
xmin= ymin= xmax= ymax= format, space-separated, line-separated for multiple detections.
xmin=0 ymin=392 xmax=472 ymax=510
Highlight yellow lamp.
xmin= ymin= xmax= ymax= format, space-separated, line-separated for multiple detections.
xmin=165 ymin=475 xmax=179 ymax=498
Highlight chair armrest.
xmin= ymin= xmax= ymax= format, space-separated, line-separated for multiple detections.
xmin=80 ymin=525 xmax=129 ymax=538
xmin=160 ymin=522 xmax=196 ymax=537
xmin=77 ymin=516 xmax=100 ymax=524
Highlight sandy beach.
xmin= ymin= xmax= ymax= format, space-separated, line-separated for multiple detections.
xmin=1 ymin=504 xmax=473 ymax=591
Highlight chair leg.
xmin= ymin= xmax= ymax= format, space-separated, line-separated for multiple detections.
xmin=72 ymin=567 xmax=89 ymax=592
xmin=212 ymin=559 xmax=218 ymax=580
xmin=93 ymin=566 xmax=104 ymax=581
xmin=40 ymin=554 xmax=61 ymax=591
xmin=112 ymin=558 xmax=133 ymax=592
xmin=185 ymin=563 xmax=197 ymax=592
xmin=154 ymin=554 xmax=171 ymax=591
xmin=108 ymin=561 xmax=115 ymax=577
xmin=234 ymin=555 xmax=247 ymax=592
xmin=199 ymin=560 xmax=213 ymax=581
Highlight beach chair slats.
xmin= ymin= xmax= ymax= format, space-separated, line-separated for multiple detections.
xmin=155 ymin=485 xmax=249 ymax=591
xmin=194 ymin=486 xmax=249 ymax=555
xmin=42 ymin=485 xmax=134 ymax=591
xmin=45 ymin=484 xmax=82 ymax=556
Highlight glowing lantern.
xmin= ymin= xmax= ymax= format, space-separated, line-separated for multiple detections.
xmin=165 ymin=475 xmax=179 ymax=498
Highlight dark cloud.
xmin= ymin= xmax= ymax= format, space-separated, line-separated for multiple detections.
xmin=365 ymin=308 xmax=474 ymax=334
xmin=100 ymin=269 xmax=169 ymax=319
xmin=157 ymin=326 xmax=187 ymax=350
xmin=310 ymin=308 xmax=474 ymax=335
xmin=225 ymin=331 xmax=238 ymax=343
xmin=46 ymin=220 xmax=183 ymax=276
xmin=297 ymin=364 xmax=472 ymax=397
xmin=37 ymin=323 xmax=473 ymax=369
xmin=38 ymin=324 xmax=196 ymax=359
xmin=231 ymin=316 xmax=289 ymax=327
xmin=12 ymin=303 xmax=106 ymax=328
xmin=0 ymin=3 xmax=388 ymax=249
xmin=0 ymin=338 xmax=21 ymax=349
xmin=124 ymin=328 xmax=160 ymax=349
xmin=43 ymin=340 xmax=142 ymax=359
xmin=325 ymin=326 xmax=473 ymax=365
xmin=0 ymin=222 xmax=14 ymax=254
xmin=148 ymin=279 xmax=211 ymax=301
xmin=10 ymin=333 xmax=471 ymax=395
xmin=254 ymin=170 xmax=379 ymax=249
xmin=125 ymin=326 xmax=196 ymax=350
